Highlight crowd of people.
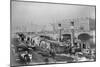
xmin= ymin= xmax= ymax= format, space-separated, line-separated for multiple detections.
xmin=11 ymin=32 xmax=95 ymax=65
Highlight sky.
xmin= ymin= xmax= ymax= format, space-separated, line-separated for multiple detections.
xmin=11 ymin=1 xmax=95 ymax=32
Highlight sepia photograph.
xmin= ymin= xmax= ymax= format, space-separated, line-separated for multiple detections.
xmin=10 ymin=0 xmax=96 ymax=66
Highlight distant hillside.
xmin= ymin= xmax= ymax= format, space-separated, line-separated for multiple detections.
xmin=11 ymin=23 xmax=44 ymax=33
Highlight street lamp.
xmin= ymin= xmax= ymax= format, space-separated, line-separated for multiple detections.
xmin=70 ymin=21 xmax=74 ymax=47
xmin=58 ymin=23 xmax=62 ymax=42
